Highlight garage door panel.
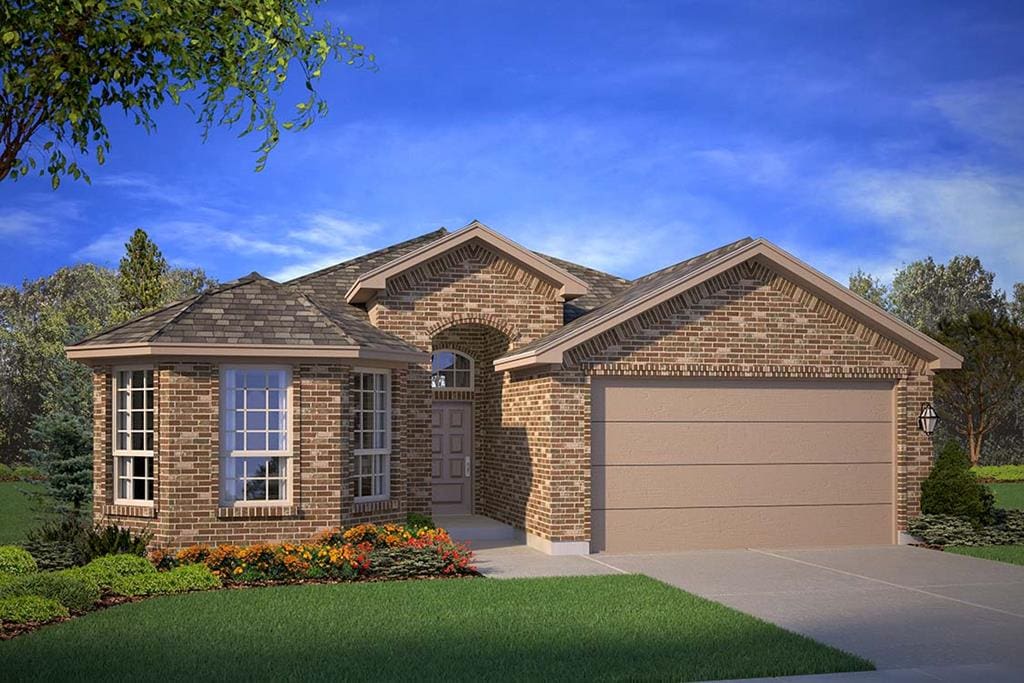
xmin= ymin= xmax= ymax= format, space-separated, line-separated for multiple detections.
xmin=592 ymin=421 xmax=893 ymax=466
xmin=592 ymin=505 xmax=893 ymax=553
xmin=593 ymin=463 xmax=892 ymax=509
xmin=593 ymin=378 xmax=892 ymax=423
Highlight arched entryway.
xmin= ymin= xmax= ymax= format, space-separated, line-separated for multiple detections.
xmin=429 ymin=323 xmax=510 ymax=516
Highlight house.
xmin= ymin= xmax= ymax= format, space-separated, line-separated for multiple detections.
xmin=66 ymin=221 xmax=962 ymax=554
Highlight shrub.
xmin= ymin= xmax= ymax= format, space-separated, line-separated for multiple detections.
xmin=972 ymin=465 xmax=1024 ymax=482
xmin=921 ymin=441 xmax=995 ymax=525
xmin=0 ymin=595 xmax=69 ymax=624
xmin=405 ymin=513 xmax=436 ymax=532
xmin=13 ymin=465 xmax=45 ymax=482
xmin=0 ymin=546 xmax=38 ymax=576
xmin=80 ymin=524 xmax=151 ymax=561
xmin=909 ymin=510 xmax=1024 ymax=546
xmin=0 ymin=463 xmax=16 ymax=482
xmin=110 ymin=564 xmax=220 ymax=597
xmin=23 ymin=516 xmax=90 ymax=569
xmin=79 ymin=554 xmax=156 ymax=590
xmin=0 ymin=570 xmax=101 ymax=612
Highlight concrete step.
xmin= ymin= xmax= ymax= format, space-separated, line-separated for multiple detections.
xmin=435 ymin=514 xmax=519 ymax=542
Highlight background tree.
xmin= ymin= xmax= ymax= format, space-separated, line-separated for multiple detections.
xmin=26 ymin=411 xmax=93 ymax=514
xmin=933 ymin=311 xmax=1024 ymax=465
xmin=118 ymin=228 xmax=169 ymax=313
xmin=848 ymin=269 xmax=890 ymax=310
xmin=887 ymin=256 xmax=1006 ymax=332
xmin=0 ymin=0 xmax=375 ymax=185
xmin=1011 ymin=283 xmax=1024 ymax=326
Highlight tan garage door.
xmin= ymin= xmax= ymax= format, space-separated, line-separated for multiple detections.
xmin=591 ymin=378 xmax=894 ymax=553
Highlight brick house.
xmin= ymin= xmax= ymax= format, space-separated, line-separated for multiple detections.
xmin=67 ymin=221 xmax=961 ymax=554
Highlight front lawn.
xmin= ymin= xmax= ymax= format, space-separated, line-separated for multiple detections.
xmin=987 ymin=483 xmax=1024 ymax=510
xmin=0 ymin=575 xmax=873 ymax=681
xmin=0 ymin=481 xmax=53 ymax=545
xmin=947 ymin=545 xmax=1024 ymax=566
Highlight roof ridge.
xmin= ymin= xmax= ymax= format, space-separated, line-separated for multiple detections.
xmin=292 ymin=289 xmax=359 ymax=345
xmin=285 ymin=227 xmax=449 ymax=284
xmin=630 ymin=237 xmax=755 ymax=285
xmin=149 ymin=276 xmax=259 ymax=342
xmin=532 ymin=250 xmax=631 ymax=284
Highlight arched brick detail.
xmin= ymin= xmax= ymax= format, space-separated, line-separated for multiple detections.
xmin=427 ymin=314 xmax=520 ymax=342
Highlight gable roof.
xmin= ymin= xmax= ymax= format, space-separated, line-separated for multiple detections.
xmin=67 ymin=274 xmax=426 ymax=363
xmin=344 ymin=221 xmax=591 ymax=304
xmin=494 ymin=237 xmax=963 ymax=372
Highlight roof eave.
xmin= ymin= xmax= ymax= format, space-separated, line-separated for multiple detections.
xmin=66 ymin=343 xmax=428 ymax=364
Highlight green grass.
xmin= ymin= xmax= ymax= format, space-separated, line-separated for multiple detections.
xmin=0 ymin=575 xmax=873 ymax=681
xmin=947 ymin=545 xmax=1024 ymax=566
xmin=0 ymin=481 xmax=53 ymax=545
xmin=972 ymin=465 xmax=1024 ymax=482
xmin=987 ymin=482 xmax=1024 ymax=510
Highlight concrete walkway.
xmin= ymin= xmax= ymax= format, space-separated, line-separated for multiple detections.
xmin=474 ymin=543 xmax=1024 ymax=681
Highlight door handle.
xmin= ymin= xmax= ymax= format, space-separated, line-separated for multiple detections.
xmin=464 ymin=456 xmax=470 ymax=477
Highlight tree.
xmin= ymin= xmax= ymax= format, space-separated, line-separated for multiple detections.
xmin=26 ymin=410 xmax=92 ymax=513
xmin=118 ymin=228 xmax=168 ymax=313
xmin=0 ymin=0 xmax=375 ymax=185
xmin=1010 ymin=283 xmax=1024 ymax=326
xmin=848 ymin=269 xmax=890 ymax=310
xmin=888 ymin=256 xmax=1006 ymax=333
xmin=933 ymin=311 xmax=1024 ymax=465
xmin=920 ymin=440 xmax=994 ymax=524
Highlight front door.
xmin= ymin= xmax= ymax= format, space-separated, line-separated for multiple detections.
xmin=432 ymin=401 xmax=473 ymax=515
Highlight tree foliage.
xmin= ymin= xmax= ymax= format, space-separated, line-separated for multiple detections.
xmin=848 ymin=269 xmax=890 ymax=310
xmin=118 ymin=228 xmax=168 ymax=313
xmin=26 ymin=410 xmax=93 ymax=513
xmin=920 ymin=440 xmax=995 ymax=524
xmin=888 ymin=256 xmax=1007 ymax=333
xmin=934 ymin=311 xmax=1024 ymax=465
xmin=0 ymin=0 xmax=375 ymax=185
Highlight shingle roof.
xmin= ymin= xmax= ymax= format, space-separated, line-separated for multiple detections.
xmin=534 ymin=252 xmax=633 ymax=322
xmin=502 ymin=237 xmax=756 ymax=358
xmin=70 ymin=273 xmax=422 ymax=354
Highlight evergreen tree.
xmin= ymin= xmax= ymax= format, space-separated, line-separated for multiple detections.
xmin=26 ymin=410 xmax=92 ymax=514
xmin=118 ymin=229 xmax=168 ymax=314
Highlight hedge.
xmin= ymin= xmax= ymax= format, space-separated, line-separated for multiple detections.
xmin=110 ymin=564 xmax=221 ymax=597
xmin=0 ymin=595 xmax=69 ymax=624
xmin=0 ymin=546 xmax=38 ymax=576
xmin=0 ymin=570 xmax=102 ymax=612
xmin=909 ymin=510 xmax=1024 ymax=547
xmin=78 ymin=554 xmax=156 ymax=590
xmin=972 ymin=465 xmax=1024 ymax=482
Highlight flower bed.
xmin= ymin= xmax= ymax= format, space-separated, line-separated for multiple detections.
xmin=161 ymin=524 xmax=476 ymax=584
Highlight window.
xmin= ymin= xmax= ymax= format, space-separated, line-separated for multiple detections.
xmin=431 ymin=350 xmax=473 ymax=389
xmin=113 ymin=368 xmax=154 ymax=504
xmin=220 ymin=368 xmax=290 ymax=505
xmin=354 ymin=370 xmax=390 ymax=501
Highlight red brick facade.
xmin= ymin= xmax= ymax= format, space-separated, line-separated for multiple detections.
xmin=90 ymin=244 xmax=937 ymax=551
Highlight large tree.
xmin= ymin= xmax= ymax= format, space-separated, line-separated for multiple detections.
xmin=887 ymin=256 xmax=1006 ymax=333
xmin=118 ymin=228 xmax=168 ymax=313
xmin=848 ymin=268 xmax=890 ymax=310
xmin=933 ymin=312 xmax=1024 ymax=466
xmin=0 ymin=0 xmax=374 ymax=185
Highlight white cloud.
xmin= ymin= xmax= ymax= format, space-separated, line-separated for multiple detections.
xmin=928 ymin=78 xmax=1024 ymax=152
xmin=0 ymin=196 xmax=81 ymax=246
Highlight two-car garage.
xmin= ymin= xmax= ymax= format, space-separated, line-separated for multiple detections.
xmin=590 ymin=377 xmax=896 ymax=553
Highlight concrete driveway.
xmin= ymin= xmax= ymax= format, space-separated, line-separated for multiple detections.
xmin=596 ymin=545 xmax=1024 ymax=677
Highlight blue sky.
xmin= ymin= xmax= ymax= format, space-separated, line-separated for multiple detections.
xmin=2 ymin=0 xmax=1022 ymax=291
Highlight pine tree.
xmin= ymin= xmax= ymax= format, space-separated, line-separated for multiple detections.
xmin=118 ymin=229 xmax=168 ymax=313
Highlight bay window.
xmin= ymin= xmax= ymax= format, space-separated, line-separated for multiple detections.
xmin=220 ymin=367 xmax=290 ymax=505
xmin=353 ymin=369 xmax=390 ymax=501
xmin=113 ymin=368 xmax=154 ymax=504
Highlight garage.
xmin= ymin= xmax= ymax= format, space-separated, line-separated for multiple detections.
xmin=591 ymin=377 xmax=895 ymax=553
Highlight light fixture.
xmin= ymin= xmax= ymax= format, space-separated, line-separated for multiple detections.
xmin=917 ymin=403 xmax=938 ymax=436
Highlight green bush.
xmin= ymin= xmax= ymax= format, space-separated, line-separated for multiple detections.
xmin=0 ymin=546 xmax=38 ymax=576
xmin=0 ymin=595 xmax=69 ymax=624
xmin=370 ymin=545 xmax=453 ymax=580
xmin=909 ymin=510 xmax=1024 ymax=546
xmin=0 ymin=463 xmax=16 ymax=482
xmin=0 ymin=570 xmax=101 ymax=612
xmin=405 ymin=513 xmax=436 ymax=532
xmin=79 ymin=554 xmax=156 ymax=590
xmin=921 ymin=441 xmax=995 ymax=524
xmin=23 ymin=516 xmax=90 ymax=569
xmin=13 ymin=465 xmax=45 ymax=482
xmin=110 ymin=564 xmax=220 ymax=597
xmin=972 ymin=465 xmax=1024 ymax=482
xmin=80 ymin=524 xmax=152 ymax=561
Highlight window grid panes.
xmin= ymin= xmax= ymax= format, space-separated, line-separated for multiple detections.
xmin=354 ymin=371 xmax=389 ymax=452
xmin=431 ymin=351 xmax=472 ymax=389
xmin=114 ymin=369 xmax=154 ymax=503
xmin=221 ymin=368 xmax=290 ymax=505
xmin=355 ymin=453 xmax=389 ymax=500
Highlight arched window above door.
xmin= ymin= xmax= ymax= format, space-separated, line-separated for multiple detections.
xmin=431 ymin=350 xmax=473 ymax=389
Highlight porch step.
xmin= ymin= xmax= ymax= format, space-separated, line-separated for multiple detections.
xmin=435 ymin=514 xmax=519 ymax=542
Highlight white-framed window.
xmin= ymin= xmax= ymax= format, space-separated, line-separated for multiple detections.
xmin=431 ymin=350 xmax=473 ymax=389
xmin=113 ymin=368 xmax=155 ymax=505
xmin=353 ymin=369 xmax=390 ymax=501
xmin=220 ymin=367 xmax=291 ymax=505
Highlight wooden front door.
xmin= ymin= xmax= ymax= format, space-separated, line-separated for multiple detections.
xmin=432 ymin=401 xmax=473 ymax=515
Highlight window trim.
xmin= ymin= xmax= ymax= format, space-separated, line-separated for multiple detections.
xmin=219 ymin=365 xmax=294 ymax=507
xmin=353 ymin=367 xmax=392 ymax=502
xmin=430 ymin=349 xmax=474 ymax=390
xmin=111 ymin=366 xmax=155 ymax=507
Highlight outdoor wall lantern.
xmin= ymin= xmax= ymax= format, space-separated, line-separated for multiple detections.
xmin=917 ymin=403 xmax=938 ymax=436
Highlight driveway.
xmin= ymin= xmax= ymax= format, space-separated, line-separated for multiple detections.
xmin=596 ymin=545 xmax=1024 ymax=675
